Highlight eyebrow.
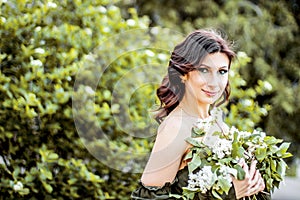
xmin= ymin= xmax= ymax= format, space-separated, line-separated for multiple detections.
xmin=199 ymin=64 xmax=228 ymax=69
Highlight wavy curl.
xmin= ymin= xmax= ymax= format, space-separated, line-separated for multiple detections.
xmin=155 ymin=29 xmax=236 ymax=123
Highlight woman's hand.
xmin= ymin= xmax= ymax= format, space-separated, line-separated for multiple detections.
xmin=232 ymin=159 xmax=266 ymax=199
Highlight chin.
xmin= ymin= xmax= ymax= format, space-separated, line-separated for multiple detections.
xmin=198 ymin=99 xmax=217 ymax=105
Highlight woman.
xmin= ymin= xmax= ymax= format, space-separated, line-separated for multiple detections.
xmin=132 ymin=29 xmax=270 ymax=199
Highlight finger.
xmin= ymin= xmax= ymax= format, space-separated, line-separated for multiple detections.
xmin=255 ymin=179 xmax=265 ymax=194
xmin=250 ymin=174 xmax=265 ymax=194
xmin=249 ymin=160 xmax=257 ymax=178
xmin=255 ymin=172 xmax=265 ymax=191
xmin=242 ymin=160 xmax=249 ymax=176
xmin=232 ymin=177 xmax=249 ymax=193
xmin=238 ymin=158 xmax=245 ymax=167
xmin=244 ymin=167 xmax=251 ymax=183
xmin=259 ymin=175 xmax=266 ymax=191
xmin=249 ymin=170 xmax=260 ymax=187
xmin=238 ymin=159 xmax=250 ymax=180
xmin=248 ymin=180 xmax=263 ymax=197
xmin=248 ymin=185 xmax=260 ymax=197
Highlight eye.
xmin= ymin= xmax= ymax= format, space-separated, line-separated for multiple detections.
xmin=197 ymin=68 xmax=209 ymax=73
xmin=219 ymin=69 xmax=228 ymax=75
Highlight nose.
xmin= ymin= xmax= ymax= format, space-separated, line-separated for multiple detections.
xmin=206 ymin=73 xmax=218 ymax=89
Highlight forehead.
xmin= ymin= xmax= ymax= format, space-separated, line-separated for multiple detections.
xmin=201 ymin=52 xmax=230 ymax=68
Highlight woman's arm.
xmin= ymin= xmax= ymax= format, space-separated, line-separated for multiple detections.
xmin=141 ymin=117 xmax=189 ymax=186
xmin=131 ymin=117 xmax=190 ymax=199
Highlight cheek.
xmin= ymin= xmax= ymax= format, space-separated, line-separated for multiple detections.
xmin=188 ymin=73 xmax=206 ymax=88
xmin=196 ymin=77 xmax=208 ymax=87
xmin=219 ymin=76 xmax=228 ymax=89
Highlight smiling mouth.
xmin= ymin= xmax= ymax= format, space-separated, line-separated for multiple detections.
xmin=202 ymin=89 xmax=219 ymax=97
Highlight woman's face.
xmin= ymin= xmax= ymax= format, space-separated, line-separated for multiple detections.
xmin=184 ymin=52 xmax=229 ymax=105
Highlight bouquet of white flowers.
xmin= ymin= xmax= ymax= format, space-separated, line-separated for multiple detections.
xmin=177 ymin=109 xmax=292 ymax=200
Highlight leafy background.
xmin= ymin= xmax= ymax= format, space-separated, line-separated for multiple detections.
xmin=0 ymin=0 xmax=299 ymax=199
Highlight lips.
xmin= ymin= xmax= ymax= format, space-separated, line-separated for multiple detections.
xmin=202 ymin=89 xmax=219 ymax=97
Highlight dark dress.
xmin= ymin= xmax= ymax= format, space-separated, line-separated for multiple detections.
xmin=131 ymin=166 xmax=271 ymax=200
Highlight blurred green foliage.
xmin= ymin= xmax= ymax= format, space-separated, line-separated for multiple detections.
xmin=0 ymin=0 xmax=298 ymax=199
xmin=0 ymin=0 xmax=148 ymax=198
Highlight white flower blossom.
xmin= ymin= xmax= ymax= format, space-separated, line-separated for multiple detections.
xmin=195 ymin=115 xmax=214 ymax=133
xmin=241 ymin=99 xmax=252 ymax=106
xmin=126 ymin=19 xmax=136 ymax=26
xmin=213 ymin=139 xmax=232 ymax=159
xmin=30 ymin=59 xmax=43 ymax=67
xmin=263 ymin=81 xmax=273 ymax=91
xmin=157 ymin=53 xmax=168 ymax=61
xmin=84 ymin=28 xmax=92 ymax=36
xmin=210 ymin=107 xmax=223 ymax=122
xmin=247 ymin=145 xmax=256 ymax=158
xmin=34 ymin=48 xmax=45 ymax=54
xmin=35 ymin=26 xmax=41 ymax=32
xmin=219 ymin=165 xmax=234 ymax=182
xmin=187 ymin=166 xmax=214 ymax=193
xmin=1 ymin=17 xmax=6 ymax=23
xmin=145 ymin=49 xmax=155 ymax=57
xmin=241 ymin=131 xmax=251 ymax=137
xmin=229 ymin=126 xmax=238 ymax=136
xmin=253 ymin=130 xmax=266 ymax=141
xmin=97 ymin=6 xmax=107 ymax=14
xmin=13 ymin=181 xmax=23 ymax=191
xmin=47 ymin=2 xmax=57 ymax=8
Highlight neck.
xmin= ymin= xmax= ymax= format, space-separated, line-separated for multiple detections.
xmin=178 ymin=96 xmax=210 ymax=119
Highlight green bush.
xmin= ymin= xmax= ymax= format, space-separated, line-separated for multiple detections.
xmin=0 ymin=0 xmax=274 ymax=199
xmin=0 ymin=0 xmax=150 ymax=199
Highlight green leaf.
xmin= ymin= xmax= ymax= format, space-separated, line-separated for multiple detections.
xmin=26 ymin=93 xmax=39 ymax=106
xmin=199 ymin=146 xmax=212 ymax=158
xmin=191 ymin=127 xmax=205 ymax=138
xmin=277 ymin=159 xmax=287 ymax=179
xmin=232 ymin=143 xmax=244 ymax=158
xmin=40 ymin=167 xmax=53 ymax=180
xmin=42 ymin=181 xmax=53 ymax=193
xmin=169 ymin=193 xmax=185 ymax=199
xmin=255 ymin=147 xmax=267 ymax=162
xmin=48 ymin=152 xmax=59 ymax=161
xmin=68 ymin=178 xmax=77 ymax=185
xmin=184 ymin=150 xmax=193 ymax=160
xmin=212 ymin=189 xmax=223 ymax=200
xmin=252 ymin=194 xmax=258 ymax=200
xmin=234 ymin=165 xmax=245 ymax=180
xmin=188 ymin=155 xmax=202 ymax=173
xmin=282 ymin=152 xmax=293 ymax=158
xmin=269 ymin=145 xmax=279 ymax=154
xmin=266 ymin=178 xmax=273 ymax=191
xmin=264 ymin=136 xmax=282 ymax=145
xmin=25 ymin=174 xmax=35 ymax=182
xmin=270 ymin=159 xmax=277 ymax=172
xmin=13 ymin=167 xmax=20 ymax=178
xmin=185 ymin=137 xmax=201 ymax=147
xmin=276 ymin=142 xmax=290 ymax=156
xmin=218 ymin=177 xmax=231 ymax=194
xmin=18 ymin=188 xmax=30 ymax=196
xmin=25 ymin=105 xmax=37 ymax=118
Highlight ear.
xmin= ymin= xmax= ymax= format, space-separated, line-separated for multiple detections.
xmin=180 ymin=74 xmax=187 ymax=83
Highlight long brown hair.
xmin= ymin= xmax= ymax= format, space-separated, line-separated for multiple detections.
xmin=155 ymin=29 xmax=235 ymax=123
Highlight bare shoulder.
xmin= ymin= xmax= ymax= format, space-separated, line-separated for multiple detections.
xmin=154 ymin=115 xmax=187 ymax=152
xmin=141 ymin=114 xmax=190 ymax=186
